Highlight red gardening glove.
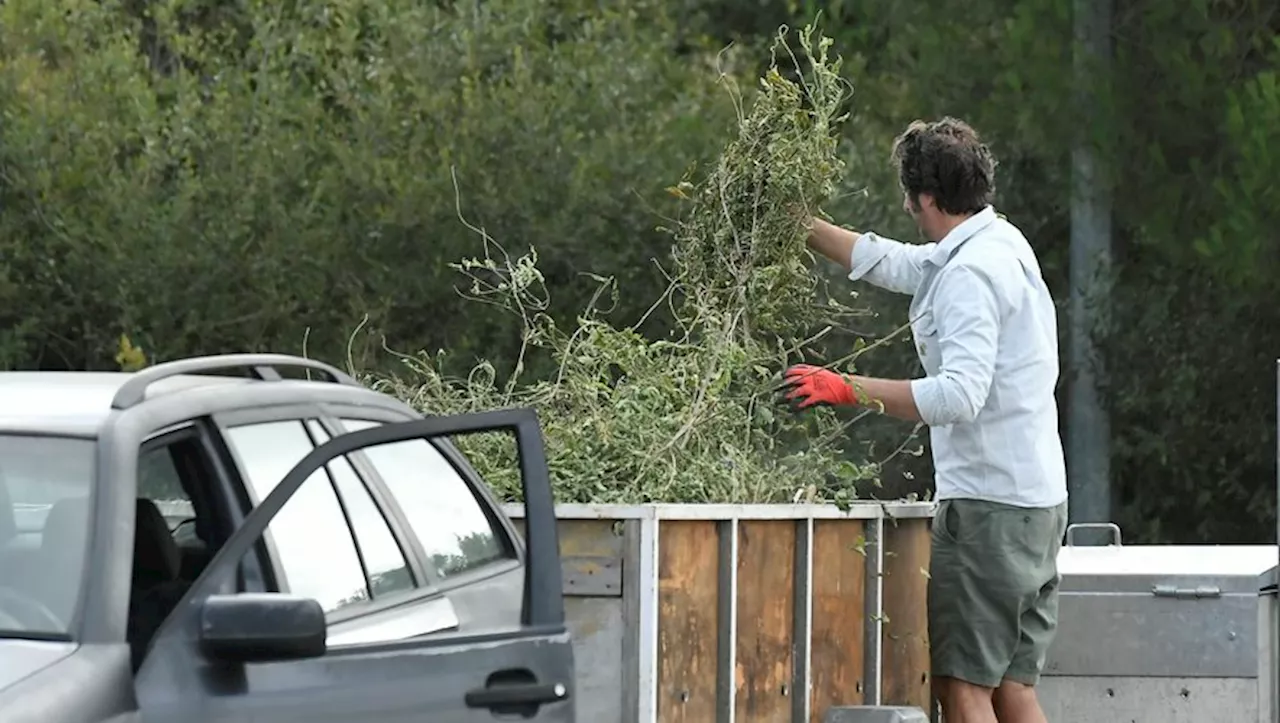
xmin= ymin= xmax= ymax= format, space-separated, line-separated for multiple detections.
xmin=780 ymin=364 xmax=858 ymax=410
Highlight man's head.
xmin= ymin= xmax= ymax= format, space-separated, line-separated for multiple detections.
xmin=890 ymin=117 xmax=997 ymax=242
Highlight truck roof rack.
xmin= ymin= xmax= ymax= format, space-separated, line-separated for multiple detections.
xmin=111 ymin=353 xmax=362 ymax=410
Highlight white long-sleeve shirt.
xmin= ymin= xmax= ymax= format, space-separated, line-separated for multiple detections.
xmin=849 ymin=206 xmax=1068 ymax=509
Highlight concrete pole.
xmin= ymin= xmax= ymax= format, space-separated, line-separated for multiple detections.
xmin=1067 ymin=0 xmax=1113 ymax=528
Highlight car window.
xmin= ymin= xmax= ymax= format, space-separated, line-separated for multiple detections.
xmin=139 ymin=446 xmax=185 ymax=502
xmin=223 ymin=420 xmax=373 ymax=612
xmin=0 ymin=434 xmax=95 ymax=637
xmin=304 ymin=421 xmax=414 ymax=598
xmin=138 ymin=445 xmax=195 ymax=540
xmin=341 ymin=419 xmax=510 ymax=579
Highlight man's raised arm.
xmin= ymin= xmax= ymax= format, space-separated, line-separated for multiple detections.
xmin=807 ymin=217 xmax=861 ymax=270
xmin=806 ymin=217 xmax=934 ymax=296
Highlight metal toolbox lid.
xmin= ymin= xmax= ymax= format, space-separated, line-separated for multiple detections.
xmin=1057 ymin=544 xmax=1277 ymax=594
xmin=1258 ymin=563 xmax=1279 ymax=591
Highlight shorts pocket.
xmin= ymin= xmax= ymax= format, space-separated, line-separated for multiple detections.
xmin=932 ymin=501 xmax=961 ymax=544
xmin=933 ymin=500 xmax=1001 ymax=548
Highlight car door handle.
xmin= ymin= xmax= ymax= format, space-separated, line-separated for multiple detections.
xmin=464 ymin=681 xmax=569 ymax=709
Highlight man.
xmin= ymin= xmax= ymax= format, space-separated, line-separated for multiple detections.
xmin=780 ymin=117 xmax=1068 ymax=723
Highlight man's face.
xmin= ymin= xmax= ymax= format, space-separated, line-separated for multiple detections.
xmin=903 ymin=191 xmax=939 ymax=241
xmin=902 ymin=191 xmax=920 ymax=221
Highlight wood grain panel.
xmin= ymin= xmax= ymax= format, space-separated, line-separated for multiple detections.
xmin=734 ymin=520 xmax=796 ymax=723
xmin=657 ymin=520 xmax=720 ymax=723
xmin=881 ymin=518 xmax=932 ymax=710
xmin=555 ymin=519 xmax=625 ymax=557
xmin=512 ymin=518 xmax=624 ymax=597
xmin=809 ymin=519 xmax=867 ymax=722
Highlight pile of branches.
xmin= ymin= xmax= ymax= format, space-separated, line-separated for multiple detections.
xmin=368 ymin=24 xmax=882 ymax=504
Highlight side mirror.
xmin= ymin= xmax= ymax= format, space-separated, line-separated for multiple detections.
xmin=199 ymin=593 xmax=327 ymax=663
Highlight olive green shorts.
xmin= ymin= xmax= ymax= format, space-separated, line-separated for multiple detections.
xmin=928 ymin=498 xmax=1068 ymax=688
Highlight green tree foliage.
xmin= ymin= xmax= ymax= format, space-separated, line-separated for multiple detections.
xmin=0 ymin=0 xmax=740 ymax=375
xmin=1101 ymin=3 xmax=1279 ymax=543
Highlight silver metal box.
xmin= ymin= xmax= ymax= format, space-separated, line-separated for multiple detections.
xmin=1038 ymin=534 xmax=1277 ymax=723
xmin=823 ymin=706 xmax=929 ymax=723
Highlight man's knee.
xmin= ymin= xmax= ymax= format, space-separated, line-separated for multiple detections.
xmin=993 ymin=678 xmax=1047 ymax=723
xmin=936 ymin=676 xmax=993 ymax=707
xmin=993 ymin=679 xmax=1037 ymax=709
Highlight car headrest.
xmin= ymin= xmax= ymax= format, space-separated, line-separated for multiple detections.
xmin=133 ymin=499 xmax=181 ymax=586
xmin=39 ymin=496 xmax=92 ymax=622
xmin=41 ymin=496 xmax=90 ymax=557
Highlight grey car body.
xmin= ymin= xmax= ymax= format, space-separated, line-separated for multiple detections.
xmin=0 ymin=355 xmax=575 ymax=722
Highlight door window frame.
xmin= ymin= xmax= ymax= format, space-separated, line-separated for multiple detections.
xmin=305 ymin=413 xmax=438 ymax=595
xmin=300 ymin=418 xmax=426 ymax=616
xmin=210 ymin=404 xmax=441 ymax=623
xmin=207 ymin=410 xmax=563 ymax=629
xmin=322 ymin=406 xmax=525 ymax=594
xmin=212 ymin=406 xmax=417 ymax=609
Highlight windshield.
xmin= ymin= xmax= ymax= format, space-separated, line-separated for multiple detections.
xmin=0 ymin=434 xmax=95 ymax=639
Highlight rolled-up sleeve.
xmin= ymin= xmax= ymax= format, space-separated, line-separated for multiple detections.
xmin=847 ymin=232 xmax=936 ymax=295
xmin=909 ymin=265 xmax=1001 ymax=426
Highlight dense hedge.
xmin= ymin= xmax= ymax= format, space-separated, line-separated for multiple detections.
xmin=0 ymin=0 xmax=741 ymax=377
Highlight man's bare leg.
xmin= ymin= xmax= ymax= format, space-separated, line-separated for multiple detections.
xmin=992 ymin=679 xmax=1048 ymax=723
xmin=935 ymin=677 xmax=998 ymax=723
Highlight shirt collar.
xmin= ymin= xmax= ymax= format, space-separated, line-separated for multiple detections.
xmin=927 ymin=205 xmax=998 ymax=266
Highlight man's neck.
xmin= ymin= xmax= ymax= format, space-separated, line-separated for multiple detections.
xmin=935 ymin=211 xmax=978 ymax=240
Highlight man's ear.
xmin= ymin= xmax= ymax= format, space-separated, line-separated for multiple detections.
xmin=915 ymin=193 xmax=938 ymax=212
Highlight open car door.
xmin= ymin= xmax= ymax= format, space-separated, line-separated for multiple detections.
xmin=134 ymin=408 xmax=574 ymax=723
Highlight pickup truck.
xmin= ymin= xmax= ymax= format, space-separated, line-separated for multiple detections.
xmin=0 ymin=354 xmax=575 ymax=722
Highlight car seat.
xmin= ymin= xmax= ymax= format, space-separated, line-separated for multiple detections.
xmin=128 ymin=498 xmax=189 ymax=670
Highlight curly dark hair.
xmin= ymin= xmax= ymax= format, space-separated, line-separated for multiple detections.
xmin=890 ymin=117 xmax=997 ymax=216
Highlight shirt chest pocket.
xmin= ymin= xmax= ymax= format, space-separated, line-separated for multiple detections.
xmin=911 ymin=310 xmax=942 ymax=376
